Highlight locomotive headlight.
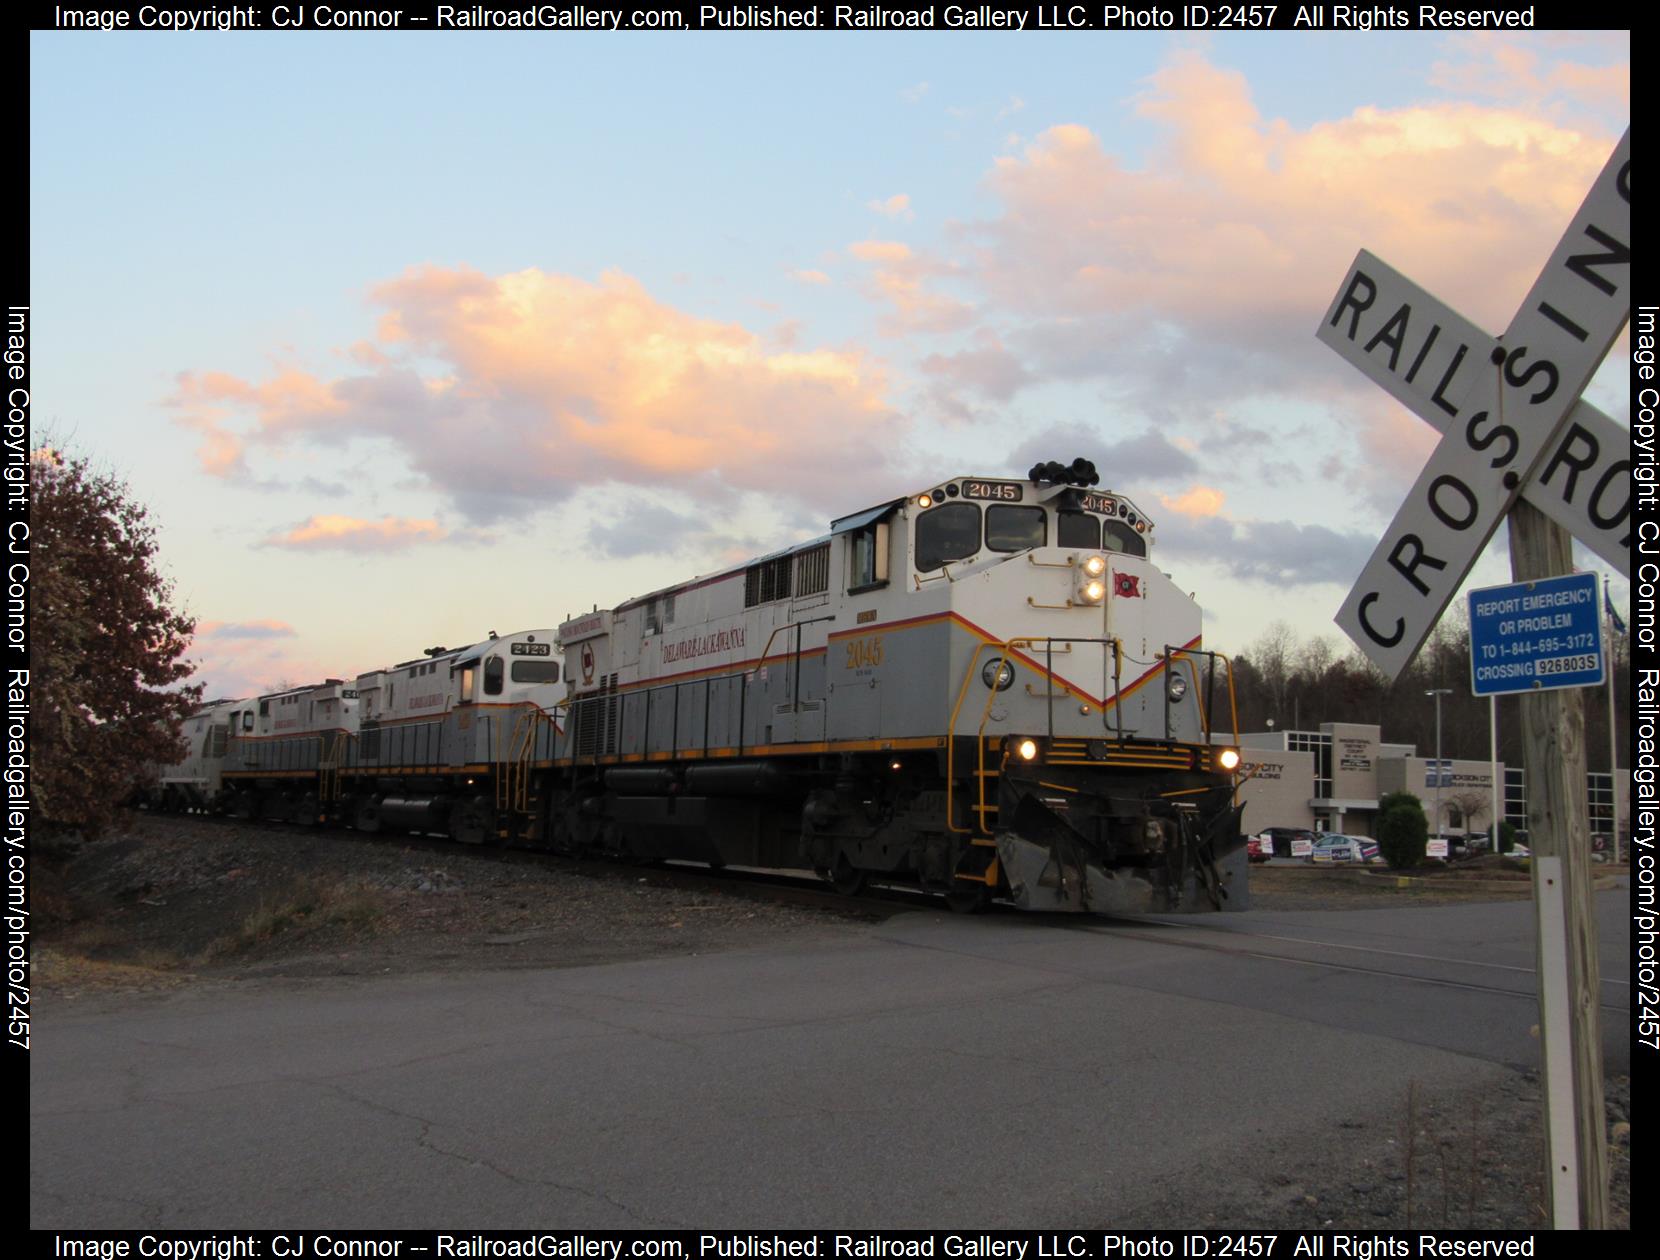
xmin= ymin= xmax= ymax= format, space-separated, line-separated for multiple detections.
xmin=916 ymin=492 xmax=934 ymax=508
xmin=1218 ymin=748 xmax=1242 ymax=771
xmin=1015 ymin=737 xmax=1039 ymax=762
xmin=1167 ymin=675 xmax=1188 ymax=702
xmin=1081 ymin=579 xmax=1106 ymax=603
xmin=1082 ymin=554 xmax=1106 ymax=577
xmin=981 ymin=659 xmax=1015 ymax=691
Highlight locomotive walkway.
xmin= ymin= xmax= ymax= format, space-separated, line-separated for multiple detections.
xmin=32 ymin=892 xmax=1630 ymax=1228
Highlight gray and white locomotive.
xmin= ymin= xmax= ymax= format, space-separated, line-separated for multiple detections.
xmin=155 ymin=461 xmax=1247 ymax=914
xmin=550 ymin=459 xmax=1247 ymax=912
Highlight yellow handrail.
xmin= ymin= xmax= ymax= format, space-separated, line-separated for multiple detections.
xmin=1166 ymin=648 xmax=1242 ymax=743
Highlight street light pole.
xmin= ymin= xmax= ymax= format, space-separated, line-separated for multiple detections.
xmin=1426 ymin=688 xmax=1452 ymax=847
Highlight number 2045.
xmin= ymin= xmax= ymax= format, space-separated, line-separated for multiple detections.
xmin=844 ymin=636 xmax=884 ymax=670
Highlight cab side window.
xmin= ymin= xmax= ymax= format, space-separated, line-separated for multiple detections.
xmin=848 ymin=521 xmax=890 ymax=592
xmin=484 ymin=656 xmax=504 ymax=696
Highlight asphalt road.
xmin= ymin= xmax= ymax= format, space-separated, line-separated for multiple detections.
xmin=31 ymin=889 xmax=1631 ymax=1227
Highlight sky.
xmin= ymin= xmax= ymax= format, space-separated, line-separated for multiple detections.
xmin=28 ymin=26 xmax=1631 ymax=700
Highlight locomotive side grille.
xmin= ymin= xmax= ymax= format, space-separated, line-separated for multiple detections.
xmin=744 ymin=555 xmax=794 ymax=607
xmin=794 ymin=544 xmax=830 ymax=596
xmin=602 ymin=672 xmax=620 ymax=755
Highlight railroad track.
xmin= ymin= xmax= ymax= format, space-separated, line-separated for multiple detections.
xmin=139 ymin=808 xmax=936 ymax=919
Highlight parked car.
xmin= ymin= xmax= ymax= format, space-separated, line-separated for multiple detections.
xmin=1450 ymin=833 xmax=1490 ymax=859
xmin=1259 ymin=826 xmax=1318 ymax=858
xmin=1246 ymin=834 xmax=1272 ymax=862
xmin=1310 ymin=833 xmax=1385 ymax=865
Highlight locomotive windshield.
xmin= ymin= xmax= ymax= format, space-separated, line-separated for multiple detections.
xmin=1103 ymin=519 xmax=1147 ymax=557
xmin=1057 ymin=510 xmax=1098 ymax=548
xmin=915 ymin=502 xmax=980 ymax=572
xmin=985 ymin=505 xmax=1045 ymax=552
xmin=916 ymin=497 xmax=1147 ymax=571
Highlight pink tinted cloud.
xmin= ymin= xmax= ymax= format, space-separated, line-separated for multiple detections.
xmin=846 ymin=240 xmax=974 ymax=337
xmin=975 ymin=49 xmax=1622 ymax=335
xmin=867 ymin=193 xmax=914 ymax=220
xmin=187 ymin=622 xmax=338 ymax=701
xmin=1158 ymin=485 xmax=1226 ymax=518
xmin=195 ymin=619 xmax=298 ymax=639
xmin=265 ymin=515 xmax=447 ymax=551
xmin=172 ymin=267 xmax=897 ymax=522
xmin=1427 ymin=33 xmax=1629 ymax=120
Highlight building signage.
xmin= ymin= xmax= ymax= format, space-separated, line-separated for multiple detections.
xmin=1469 ymin=572 xmax=1606 ymax=696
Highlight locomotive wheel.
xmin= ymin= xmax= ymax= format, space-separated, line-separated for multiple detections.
xmin=229 ymin=792 xmax=256 ymax=821
xmin=829 ymin=856 xmax=866 ymax=897
xmin=449 ymin=797 xmax=493 ymax=846
xmin=289 ymin=793 xmax=320 ymax=827
xmin=943 ymin=881 xmax=992 ymax=914
xmin=353 ymin=796 xmax=382 ymax=834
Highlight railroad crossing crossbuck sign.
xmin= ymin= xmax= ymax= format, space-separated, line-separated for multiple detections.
xmin=1320 ymin=130 xmax=1631 ymax=679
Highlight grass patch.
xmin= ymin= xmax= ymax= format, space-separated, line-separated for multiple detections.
xmin=202 ymin=876 xmax=390 ymax=959
xmin=35 ymin=944 xmax=191 ymax=993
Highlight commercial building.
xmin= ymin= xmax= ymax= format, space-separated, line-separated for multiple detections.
xmin=1236 ymin=721 xmax=1628 ymax=843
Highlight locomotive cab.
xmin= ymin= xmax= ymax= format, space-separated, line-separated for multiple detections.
xmin=339 ymin=629 xmax=565 ymax=842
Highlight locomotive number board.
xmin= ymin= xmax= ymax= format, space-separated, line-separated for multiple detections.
xmin=511 ymin=642 xmax=553 ymax=657
xmin=961 ymin=480 xmax=1022 ymax=501
xmin=1076 ymin=492 xmax=1119 ymax=515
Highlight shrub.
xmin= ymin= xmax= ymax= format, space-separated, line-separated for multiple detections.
xmin=1489 ymin=819 xmax=1519 ymax=854
xmin=1377 ymin=795 xmax=1429 ymax=870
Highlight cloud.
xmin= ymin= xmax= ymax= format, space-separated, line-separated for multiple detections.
xmin=901 ymin=81 xmax=930 ymax=104
xmin=975 ymin=54 xmax=1620 ymax=339
xmin=846 ymin=240 xmax=975 ymax=337
xmin=1159 ymin=485 xmax=1226 ymax=517
xmin=264 ymin=514 xmax=448 ymax=551
xmin=789 ymin=269 xmax=831 ymax=285
xmin=867 ymin=193 xmax=914 ymax=220
xmin=586 ymin=504 xmax=704 ymax=559
xmin=1155 ymin=513 xmax=1376 ymax=588
xmin=194 ymin=619 xmax=298 ymax=640
xmin=1427 ymin=33 xmax=1629 ymax=121
xmin=171 ymin=266 xmax=898 ymax=524
xmin=947 ymin=46 xmax=1625 ymax=518
xmin=186 ymin=621 xmax=338 ymax=701
xmin=919 ymin=329 xmax=1030 ymax=415
xmin=1010 ymin=424 xmax=1201 ymax=486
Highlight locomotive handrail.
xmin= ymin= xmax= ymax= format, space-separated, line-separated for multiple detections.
xmin=945 ymin=638 xmax=1022 ymax=836
xmin=946 ymin=634 xmax=1126 ymax=837
xmin=1161 ymin=652 xmax=1209 ymax=741
xmin=1164 ymin=645 xmax=1242 ymax=746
